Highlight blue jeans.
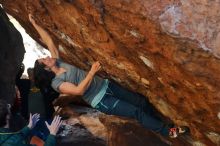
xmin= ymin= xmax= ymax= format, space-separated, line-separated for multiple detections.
xmin=95 ymin=81 xmax=169 ymax=136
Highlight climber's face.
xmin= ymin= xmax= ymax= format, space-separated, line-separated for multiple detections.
xmin=38 ymin=56 xmax=56 ymax=69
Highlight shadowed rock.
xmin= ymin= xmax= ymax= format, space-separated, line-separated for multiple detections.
xmin=0 ymin=7 xmax=25 ymax=104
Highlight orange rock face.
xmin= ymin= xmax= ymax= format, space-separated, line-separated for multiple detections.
xmin=1 ymin=0 xmax=220 ymax=145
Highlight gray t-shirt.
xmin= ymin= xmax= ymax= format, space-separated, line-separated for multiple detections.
xmin=51 ymin=59 xmax=108 ymax=106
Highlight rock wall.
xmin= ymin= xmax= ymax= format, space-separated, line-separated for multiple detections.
xmin=1 ymin=0 xmax=220 ymax=145
xmin=0 ymin=7 xmax=25 ymax=104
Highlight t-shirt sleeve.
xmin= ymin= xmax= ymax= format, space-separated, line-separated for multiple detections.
xmin=51 ymin=77 xmax=64 ymax=92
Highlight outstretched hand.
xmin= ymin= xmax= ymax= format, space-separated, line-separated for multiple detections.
xmin=89 ymin=61 xmax=101 ymax=75
xmin=27 ymin=113 xmax=40 ymax=129
xmin=45 ymin=115 xmax=62 ymax=136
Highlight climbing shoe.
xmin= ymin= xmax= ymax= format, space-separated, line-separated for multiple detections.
xmin=169 ymin=126 xmax=189 ymax=138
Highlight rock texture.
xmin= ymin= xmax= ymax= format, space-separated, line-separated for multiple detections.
xmin=0 ymin=7 xmax=25 ymax=104
xmin=56 ymin=105 xmax=107 ymax=146
xmin=55 ymin=101 xmax=177 ymax=146
xmin=1 ymin=0 xmax=220 ymax=145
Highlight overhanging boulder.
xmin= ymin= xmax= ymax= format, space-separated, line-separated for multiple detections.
xmin=0 ymin=0 xmax=220 ymax=145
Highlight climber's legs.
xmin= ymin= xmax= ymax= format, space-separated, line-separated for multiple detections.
xmin=95 ymin=90 xmax=169 ymax=136
xmin=106 ymin=81 xmax=157 ymax=116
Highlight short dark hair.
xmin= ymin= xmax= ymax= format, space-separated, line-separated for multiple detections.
xmin=27 ymin=67 xmax=34 ymax=75
xmin=0 ymin=99 xmax=9 ymax=127
xmin=16 ymin=63 xmax=25 ymax=81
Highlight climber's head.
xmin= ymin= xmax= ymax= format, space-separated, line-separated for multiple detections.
xmin=37 ymin=56 xmax=56 ymax=69
xmin=33 ymin=57 xmax=56 ymax=89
